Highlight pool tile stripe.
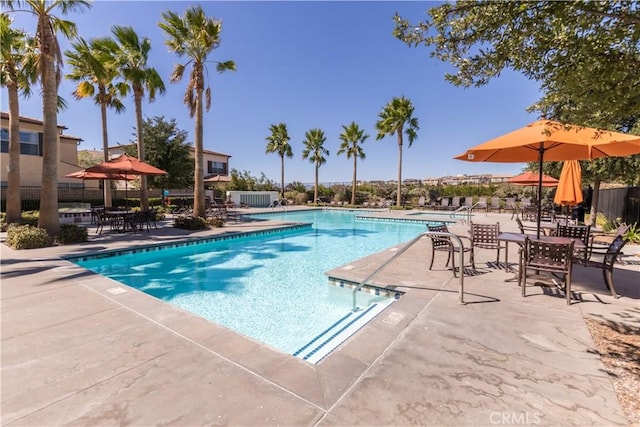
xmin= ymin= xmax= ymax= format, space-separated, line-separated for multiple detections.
xmin=295 ymin=303 xmax=387 ymax=364
xmin=64 ymin=223 xmax=312 ymax=262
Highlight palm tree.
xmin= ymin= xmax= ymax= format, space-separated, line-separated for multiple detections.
xmin=107 ymin=25 xmax=165 ymax=211
xmin=337 ymin=121 xmax=369 ymax=205
xmin=301 ymin=128 xmax=329 ymax=204
xmin=3 ymin=0 xmax=91 ymax=235
xmin=375 ymin=96 xmax=419 ymax=207
xmin=0 ymin=13 xmax=36 ymax=224
xmin=265 ymin=123 xmax=292 ymax=200
xmin=159 ymin=6 xmax=236 ymax=218
xmin=65 ymin=37 xmax=127 ymax=208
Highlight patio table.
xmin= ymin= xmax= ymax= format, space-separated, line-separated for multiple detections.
xmin=497 ymin=232 xmax=585 ymax=282
xmin=107 ymin=210 xmax=138 ymax=233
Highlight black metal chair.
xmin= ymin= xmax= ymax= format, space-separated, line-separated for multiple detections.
xmin=583 ymin=235 xmax=629 ymax=298
xmin=469 ymin=222 xmax=505 ymax=267
xmin=556 ymin=223 xmax=591 ymax=264
xmin=516 ymin=217 xmax=538 ymax=235
xmin=425 ymin=223 xmax=475 ymax=277
xmin=519 ymin=236 xmax=575 ymax=305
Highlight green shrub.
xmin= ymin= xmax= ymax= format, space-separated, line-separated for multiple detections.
xmin=173 ymin=216 xmax=208 ymax=230
xmin=623 ymin=222 xmax=640 ymax=244
xmin=206 ymin=217 xmax=225 ymax=228
xmin=6 ymin=224 xmax=53 ymax=249
xmin=56 ymin=224 xmax=88 ymax=245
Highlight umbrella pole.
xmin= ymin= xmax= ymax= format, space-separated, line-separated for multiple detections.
xmin=536 ymin=146 xmax=544 ymax=239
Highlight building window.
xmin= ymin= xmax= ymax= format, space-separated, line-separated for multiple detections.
xmin=207 ymin=160 xmax=227 ymax=175
xmin=1 ymin=128 xmax=41 ymax=156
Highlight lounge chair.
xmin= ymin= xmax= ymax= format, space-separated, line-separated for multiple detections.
xmin=489 ymin=196 xmax=501 ymax=212
xmin=438 ymin=197 xmax=450 ymax=210
xmin=450 ymin=196 xmax=461 ymax=211
xmin=474 ymin=197 xmax=488 ymax=213
xmin=503 ymin=197 xmax=517 ymax=219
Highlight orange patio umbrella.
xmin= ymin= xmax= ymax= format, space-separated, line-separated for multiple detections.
xmin=454 ymin=119 xmax=640 ymax=237
xmin=554 ymin=160 xmax=583 ymax=207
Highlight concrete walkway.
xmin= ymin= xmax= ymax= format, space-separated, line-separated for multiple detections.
xmin=2 ymin=209 xmax=638 ymax=426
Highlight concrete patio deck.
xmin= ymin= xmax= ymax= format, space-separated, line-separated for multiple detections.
xmin=2 ymin=208 xmax=638 ymax=426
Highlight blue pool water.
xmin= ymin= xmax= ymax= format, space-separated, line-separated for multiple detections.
xmin=73 ymin=210 xmax=431 ymax=360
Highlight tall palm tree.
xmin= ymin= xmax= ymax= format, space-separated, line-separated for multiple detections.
xmin=375 ymin=96 xmax=419 ymax=207
xmin=107 ymin=25 xmax=164 ymax=211
xmin=301 ymin=128 xmax=329 ymax=204
xmin=265 ymin=122 xmax=292 ymax=200
xmin=3 ymin=0 xmax=91 ymax=235
xmin=65 ymin=37 xmax=127 ymax=208
xmin=159 ymin=6 xmax=236 ymax=218
xmin=337 ymin=121 xmax=369 ymax=205
xmin=0 ymin=13 xmax=36 ymax=224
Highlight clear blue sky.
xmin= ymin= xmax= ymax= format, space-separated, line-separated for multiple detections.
xmin=2 ymin=1 xmax=543 ymax=184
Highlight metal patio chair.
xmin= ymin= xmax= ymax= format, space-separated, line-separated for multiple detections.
xmin=519 ymin=236 xmax=575 ymax=305
xmin=425 ymin=223 xmax=475 ymax=277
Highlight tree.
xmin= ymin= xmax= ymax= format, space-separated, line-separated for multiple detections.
xmin=127 ymin=116 xmax=194 ymax=189
xmin=77 ymin=149 xmax=103 ymax=168
xmin=3 ymin=0 xmax=91 ymax=235
xmin=159 ymin=6 xmax=236 ymax=219
xmin=394 ymin=2 xmax=640 ymax=221
xmin=393 ymin=2 xmax=640 ymax=123
xmin=265 ymin=122 xmax=293 ymax=199
xmin=301 ymin=128 xmax=329 ymax=204
xmin=107 ymin=25 xmax=165 ymax=212
xmin=0 ymin=13 xmax=36 ymax=223
xmin=375 ymin=96 xmax=419 ymax=207
xmin=65 ymin=36 xmax=127 ymax=208
xmin=337 ymin=121 xmax=369 ymax=205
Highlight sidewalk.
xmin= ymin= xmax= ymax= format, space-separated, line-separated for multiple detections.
xmin=2 ymin=210 xmax=638 ymax=426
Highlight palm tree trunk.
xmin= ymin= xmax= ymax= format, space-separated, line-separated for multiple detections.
xmin=193 ymin=85 xmax=205 ymax=218
xmin=280 ymin=154 xmax=285 ymax=199
xmin=6 ymin=83 xmax=22 ymax=223
xmin=38 ymin=29 xmax=60 ymax=235
xmin=314 ymin=164 xmax=319 ymax=204
xmin=134 ymin=89 xmax=148 ymax=211
xmin=100 ymin=95 xmax=112 ymax=208
xmin=396 ymin=131 xmax=403 ymax=207
xmin=351 ymin=157 xmax=357 ymax=205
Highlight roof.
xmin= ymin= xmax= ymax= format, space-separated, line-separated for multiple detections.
xmin=108 ymin=143 xmax=230 ymax=158
xmin=0 ymin=111 xmax=68 ymax=130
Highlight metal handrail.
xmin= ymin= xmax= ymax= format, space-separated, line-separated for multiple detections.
xmin=351 ymin=231 xmax=467 ymax=311
xmin=450 ymin=204 xmax=474 ymax=224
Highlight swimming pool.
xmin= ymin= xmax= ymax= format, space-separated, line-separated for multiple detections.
xmin=72 ymin=210 xmax=432 ymax=363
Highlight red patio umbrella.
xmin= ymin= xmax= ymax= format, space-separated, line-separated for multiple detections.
xmin=84 ymin=155 xmax=166 ymax=208
xmin=65 ymin=170 xmax=139 ymax=204
xmin=507 ymin=171 xmax=558 ymax=187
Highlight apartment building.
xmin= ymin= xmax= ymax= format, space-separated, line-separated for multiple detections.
xmin=0 ymin=112 xmax=83 ymax=187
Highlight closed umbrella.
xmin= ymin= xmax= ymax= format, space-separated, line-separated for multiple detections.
xmin=554 ymin=160 xmax=583 ymax=222
xmin=454 ymin=120 xmax=640 ymax=237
